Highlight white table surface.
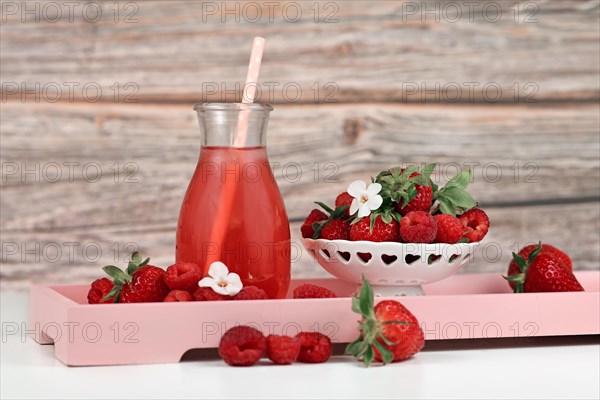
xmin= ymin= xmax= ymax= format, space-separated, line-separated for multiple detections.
xmin=1 ymin=290 xmax=599 ymax=400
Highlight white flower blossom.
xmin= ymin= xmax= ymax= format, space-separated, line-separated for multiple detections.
xmin=347 ymin=180 xmax=383 ymax=218
xmin=198 ymin=261 xmax=243 ymax=296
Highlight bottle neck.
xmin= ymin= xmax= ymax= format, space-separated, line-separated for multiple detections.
xmin=194 ymin=103 xmax=272 ymax=148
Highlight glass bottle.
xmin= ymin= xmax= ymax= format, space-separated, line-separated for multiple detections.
xmin=176 ymin=103 xmax=291 ymax=299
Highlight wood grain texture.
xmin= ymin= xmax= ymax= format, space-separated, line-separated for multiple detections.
xmin=1 ymin=101 xmax=599 ymax=228
xmin=1 ymin=101 xmax=598 ymax=287
xmin=1 ymin=0 xmax=599 ymax=103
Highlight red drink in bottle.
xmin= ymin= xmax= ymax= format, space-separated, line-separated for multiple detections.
xmin=176 ymin=103 xmax=291 ymax=298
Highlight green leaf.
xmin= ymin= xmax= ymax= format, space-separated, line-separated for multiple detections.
xmin=420 ymin=163 xmax=436 ymax=182
xmin=350 ymin=215 xmax=362 ymax=225
xmin=139 ymin=257 xmax=150 ymax=268
xmin=430 ymin=180 xmax=439 ymax=197
xmin=381 ymin=213 xmax=392 ymax=224
xmin=438 ymin=198 xmax=455 ymax=215
xmin=351 ymin=297 xmax=362 ymax=314
xmin=102 ymin=265 xmax=127 ymax=283
xmin=512 ymin=252 xmax=527 ymax=273
xmin=503 ymin=273 xmax=525 ymax=283
xmin=345 ymin=337 xmax=364 ymax=355
xmin=315 ymin=201 xmax=334 ymax=215
xmin=358 ymin=275 xmax=374 ymax=317
xmin=528 ymin=242 xmax=543 ymax=264
xmin=389 ymin=167 xmax=401 ymax=178
xmin=126 ymin=261 xmax=138 ymax=275
xmin=445 ymin=170 xmax=471 ymax=190
xmin=131 ymin=252 xmax=142 ymax=265
xmin=369 ymin=213 xmax=377 ymax=233
xmin=100 ymin=285 xmax=121 ymax=303
xmin=373 ymin=340 xmax=394 ymax=365
xmin=440 ymin=187 xmax=476 ymax=210
xmin=311 ymin=221 xmax=327 ymax=239
xmin=331 ymin=205 xmax=349 ymax=219
xmin=381 ymin=176 xmax=394 ymax=185
xmin=402 ymin=185 xmax=417 ymax=207
xmin=363 ymin=346 xmax=375 ymax=367
xmin=457 ymin=237 xmax=469 ymax=244
xmin=514 ymin=283 xmax=524 ymax=294
xmin=345 ymin=335 xmax=369 ymax=358
xmin=379 ymin=334 xmax=396 ymax=346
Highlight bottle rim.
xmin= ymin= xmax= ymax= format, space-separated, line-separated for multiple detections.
xmin=193 ymin=103 xmax=273 ymax=112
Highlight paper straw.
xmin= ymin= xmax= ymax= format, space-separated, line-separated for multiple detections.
xmin=205 ymin=38 xmax=265 ymax=268
xmin=235 ymin=37 xmax=265 ymax=147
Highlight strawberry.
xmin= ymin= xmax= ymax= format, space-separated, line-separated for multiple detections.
xmin=164 ymin=262 xmax=202 ymax=292
xmin=101 ymin=252 xmax=169 ymax=303
xmin=87 ymin=278 xmax=115 ymax=304
xmin=399 ymin=211 xmax=437 ymax=243
xmin=434 ymin=214 xmax=464 ymax=244
xmin=507 ymin=243 xmax=573 ymax=290
xmin=293 ymin=283 xmax=336 ymax=299
xmin=459 ymin=208 xmax=490 ymax=243
xmin=395 ymin=177 xmax=432 ymax=216
xmin=504 ymin=243 xmax=584 ymax=293
xmin=320 ymin=219 xmax=350 ymax=240
xmin=377 ymin=165 xmax=435 ymax=216
xmin=346 ymin=276 xmax=424 ymax=366
xmin=350 ymin=215 xmax=400 ymax=242
xmin=310 ymin=203 xmax=350 ymax=239
xmin=301 ymin=209 xmax=328 ymax=238
xmin=164 ymin=290 xmax=193 ymax=302
xmin=335 ymin=192 xmax=355 ymax=217
xmin=398 ymin=187 xmax=432 ymax=215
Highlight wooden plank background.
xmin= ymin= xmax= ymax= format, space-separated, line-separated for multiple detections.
xmin=1 ymin=0 xmax=599 ymax=288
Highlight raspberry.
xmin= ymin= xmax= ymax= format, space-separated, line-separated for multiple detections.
xmin=164 ymin=262 xmax=202 ymax=292
xmin=434 ymin=214 xmax=464 ymax=244
xmin=320 ymin=219 xmax=350 ymax=240
xmin=335 ymin=192 xmax=354 ymax=217
xmin=218 ymin=326 xmax=266 ymax=367
xmin=266 ymin=335 xmax=301 ymax=365
xmin=193 ymin=286 xmax=231 ymax=301
xmin=399 ymin=211 xmax=437 ymax=243
xmin=234 ymin=286 xmax=269 ymax=300
xmin=349 ymin=216 xmax=400 ymax=242
xmin=296 ymin=332 xmax=332 ymax=363
xmin=87 ymin=278 xmax=115 ymax=304
xmin=293 ymin=283 xmax=336 ymax=299
xmin=301 ymin=209 xmax=328 ymax=238
xmin=164 ymin=290 xmax=193 ymax=302
xmin=459 ymin=208 xmax=490 ymax=243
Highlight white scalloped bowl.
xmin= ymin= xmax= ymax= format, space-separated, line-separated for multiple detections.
xmin=301 ymin=238 xmax=481 ymax=296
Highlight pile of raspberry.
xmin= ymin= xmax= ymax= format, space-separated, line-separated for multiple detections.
xmin=219 ymin=326 xmax=333 ymax=366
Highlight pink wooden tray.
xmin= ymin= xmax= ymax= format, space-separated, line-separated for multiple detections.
xmin=30 ymin=271 xmax=600 ymax=366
